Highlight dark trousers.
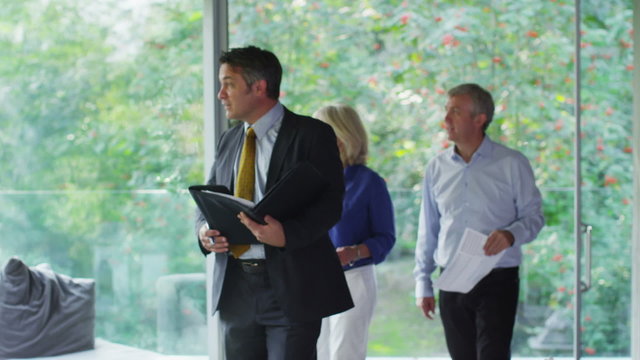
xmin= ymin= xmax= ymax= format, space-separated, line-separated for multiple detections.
xmin=218 ymin=257 xmax=321 ymax=360
xmin=439 ymin=267 xmax=519 ymax=360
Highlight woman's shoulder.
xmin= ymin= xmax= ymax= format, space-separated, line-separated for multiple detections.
xmin=349 ymin=165 xmax=387 ymax=185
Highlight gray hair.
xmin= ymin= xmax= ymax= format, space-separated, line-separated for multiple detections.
xmin=448 ymin=83 xmax=495 ymax=131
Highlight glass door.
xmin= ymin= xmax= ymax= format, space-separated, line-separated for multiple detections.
xmin=222 ymin=0 xmax=634 ymax=357
xmin=575 ymin=0 xmax=634 ymax=357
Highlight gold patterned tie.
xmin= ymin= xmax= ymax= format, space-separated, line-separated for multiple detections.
xmin=230 ymin=127 xmax=256 ymax=258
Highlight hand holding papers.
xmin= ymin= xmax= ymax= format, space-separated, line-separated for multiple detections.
xmin=433 ymin=228 xmax=506 ymax=294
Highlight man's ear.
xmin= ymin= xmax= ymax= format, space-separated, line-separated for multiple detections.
xmin=252 ymin=79 xmax=268 ymax=96
xmin=474 ymin=113 xmax=487 ymax=130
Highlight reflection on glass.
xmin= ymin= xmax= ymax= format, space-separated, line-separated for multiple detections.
xmin=1 ymin=0 xmax=205 ymax=355
xmin=229 ymin=0 xmax=633 ymax=357
xmin=0 ymin=0 xmax=632 ymax=357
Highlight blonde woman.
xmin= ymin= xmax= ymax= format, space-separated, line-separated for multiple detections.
xmin=313 ymin=104 xmax=396 ymax=360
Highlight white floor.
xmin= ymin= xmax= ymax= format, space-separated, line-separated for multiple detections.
xmin=10 ymin=339 xmax=206 ymax=360
xmin=11 ymin=340 xmax=631 ymax=360
xmin=369 ymin=358 xmax=630 ymax=360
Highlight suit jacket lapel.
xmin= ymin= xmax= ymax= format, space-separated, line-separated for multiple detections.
xmin=220 ymin=125 xmax=244 ymax=193
xmin=266 ymin=108 xmax=297 ymax=190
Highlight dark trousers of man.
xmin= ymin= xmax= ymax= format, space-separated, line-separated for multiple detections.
xmin=439 ymin=267 xmax=519 ymax=360
xmin=218 ymin=257 xmax=321 ymax=360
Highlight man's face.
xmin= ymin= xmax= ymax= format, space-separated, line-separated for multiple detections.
xmin=443 ymin=94 xmax=484 ymax=144
xmin=217 ymin=64 xmax=260 ymax=123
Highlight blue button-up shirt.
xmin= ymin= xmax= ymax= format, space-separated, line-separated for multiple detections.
xmin=330 ymin=165 xmax=395 ymax=270
xmin=414 ymin=136 xmax=544 ymax=297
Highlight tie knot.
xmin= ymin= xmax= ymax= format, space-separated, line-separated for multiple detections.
xmin=246 ymin=127 xmax=256 ymax=139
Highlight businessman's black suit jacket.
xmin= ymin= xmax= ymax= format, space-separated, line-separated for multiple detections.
xmin=196 ymin=107 xmax=353 ymax=322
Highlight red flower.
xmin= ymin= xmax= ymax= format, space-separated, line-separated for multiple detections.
xmin=554 ymin=119 xmax=564 ymax=131
xmin=492 ymin=57 xmax=502 ymax=63
xmin=442 ymin=140 xmax=451 ymax=149
xmin=585 ymin=347 xmax=596 ymax=355
xmin=552 ymin=254 xmax=563 ymax=262
xmin=526 ymin=30 xmax=539 ymax=38
xmin=604 ymin=175 xmax=618 ymax=186
xmin=626 ymin=64 xmax=634 ymax=71
xmin=566 ymin=301 xmax=573 ymax=309
xmin=605 ymin=107 xmax=614 ymax=116
xmin=435 ymin=16 xmax=442 ymax=22
xmin=319 ymin=62 xmax=330 ymax=68
xmin=557 ymin=286 xmax=566 ymax=293
xmin=622 ymin=198 xmax=630 ymax=205
xmin=623 ymin=146 xmax=632 ymax=153
xmin=400 ymin=14 xmax=410 ymax=25
xmin=442 ymin=34 xmax=456 ymax=46
xmin=455 ymin=25 xmax=468 ymax=32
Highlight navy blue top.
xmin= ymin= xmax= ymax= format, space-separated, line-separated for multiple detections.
xmin=330 ymin=165 xmax=396 ymax=270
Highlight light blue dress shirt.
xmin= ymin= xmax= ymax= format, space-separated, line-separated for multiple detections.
xmin=236 ymin=102 xmax=283 ymax=259
xmin=414 ymin=136 xmax=544 ymax=298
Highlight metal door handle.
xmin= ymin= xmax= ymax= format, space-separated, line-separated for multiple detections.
xmin=581 ymin=224 xmax=592 ymax=292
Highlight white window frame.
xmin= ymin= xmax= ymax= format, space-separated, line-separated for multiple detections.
xmin=203 ymin=0 xmax=228 ymax=359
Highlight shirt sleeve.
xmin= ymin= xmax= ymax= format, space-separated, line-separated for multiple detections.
xmin=362 ymin=174 xmax=395 ymax=264
xmin=503 ymin=153 xmax=545 ymax=247
xmin=413 ymin=164 xmax=440 ymax=298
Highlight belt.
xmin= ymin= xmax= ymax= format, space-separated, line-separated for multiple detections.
xmin=440 ymin=266 xmax=518 ymax=274
xmin=235 ymin=259 xmax=266 ymax=274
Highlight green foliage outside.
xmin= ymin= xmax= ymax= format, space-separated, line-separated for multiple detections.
xmin=0 ymin=0 xmax=634 ymax=357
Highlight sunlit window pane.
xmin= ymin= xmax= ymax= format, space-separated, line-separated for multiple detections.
xmin=0 ymin=0 xmax=205 ymax=355
xmin=229 ymin=0 xmax=633 ymax=357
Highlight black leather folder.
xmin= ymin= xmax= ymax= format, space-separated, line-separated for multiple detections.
xmin=189 ymin=162 xmax=329 ymax=244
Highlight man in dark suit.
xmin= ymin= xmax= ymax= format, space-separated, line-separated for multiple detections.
xmin=196 ymin=45 xmax=353 ymax=360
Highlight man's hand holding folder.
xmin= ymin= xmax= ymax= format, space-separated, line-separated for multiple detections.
xmin=190 ymin=162 xmax=328 ymax=249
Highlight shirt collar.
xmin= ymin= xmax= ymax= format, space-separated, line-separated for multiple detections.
xmin=344 ymin=164 xmax=362 ymax=180
xmin=474 ymin=135 xmax=494 ymax=159
xmin=244 ymin=102 xmax=284 ymax=139
xmin=449 ymin=135 xmax=494 ymax=162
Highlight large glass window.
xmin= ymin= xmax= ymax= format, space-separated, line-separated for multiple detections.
xmin=1 ymin=0 xmax=633 ymax=357
xmin=0 ymin=0 xmax=206 ymax=354
xmin=228 ymin=0 xmax=633 ymax=357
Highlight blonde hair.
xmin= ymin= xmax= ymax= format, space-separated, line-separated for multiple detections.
xmin=313 ymin=104 xmax=368 ymax=166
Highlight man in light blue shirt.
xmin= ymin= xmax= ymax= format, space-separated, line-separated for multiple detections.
xmin=413 ymin=83 xmax=544 ymax=360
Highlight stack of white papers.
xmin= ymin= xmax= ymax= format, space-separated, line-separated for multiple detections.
xmin=433 ymin=228 xmax=506 ymax=294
